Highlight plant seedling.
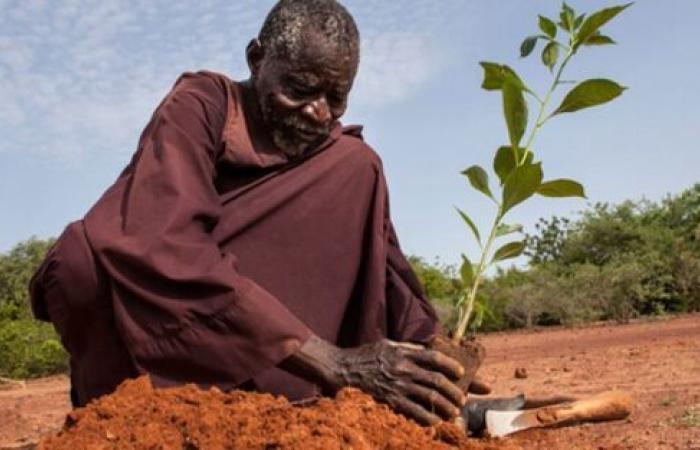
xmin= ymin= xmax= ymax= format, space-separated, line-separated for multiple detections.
xmin=452 ymin=2 xmax=632 ymax=343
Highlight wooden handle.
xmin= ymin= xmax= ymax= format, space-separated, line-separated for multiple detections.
xmin=535 ymin=391 xmax=632 ymax=426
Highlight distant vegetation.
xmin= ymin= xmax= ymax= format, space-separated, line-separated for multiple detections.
xmin=413 ymin=183 xmax=700 ymax=332
xmin=0 ymin=238 xmax=67 ymax=379
xmin=1 ymin=184 xmax=698 ymax=378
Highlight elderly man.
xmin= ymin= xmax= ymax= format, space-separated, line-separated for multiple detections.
xmin=30 ymin=0 xmax=479 ymax=426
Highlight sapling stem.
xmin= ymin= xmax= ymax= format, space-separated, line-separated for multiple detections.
xmin=452 ymin=208 xmax=502 ymax=342
xmin=450 ymin=3 xmax=629 ymax=344
xmin=521 ymin=47 xmax=574 ymax=165
xmin=453 ymin=44 xmax=575 ymax=343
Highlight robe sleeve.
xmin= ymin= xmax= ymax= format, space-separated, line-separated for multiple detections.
xmin=84 ymin=72 xmax=312 ymax=387
xmin=385 ymin=220 xmax=440 ymax=344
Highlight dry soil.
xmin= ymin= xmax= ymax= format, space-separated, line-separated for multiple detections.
xmin=1 ymin=314 xmax=698 ymax=449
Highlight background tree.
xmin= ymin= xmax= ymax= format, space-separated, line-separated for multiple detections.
xmin=0 ymin=238 xmax=67 ymax=379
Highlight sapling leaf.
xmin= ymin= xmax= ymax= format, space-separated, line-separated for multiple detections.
xmin=575 ymin=3 xmax=632 ymax=50
xmin=520 ymin=36 xmax=539 ymax=57
xmin=553 ymin=78 xmax=626 ymax=115
xmin=537 ymin=179 xmax=586 ymax=197
xmin=453 ymin=2 xmax=629 ymax=341
xmin=492 ymin=240 xmax=526 ymax=262
xmin=460 ymin=254 xmax=475 ymax=286
xmin=479 ymin=62 xmax=530 ymax=92
xmin=496 ymin=223 xmax=524 ymax=237
xmin=560 ymin=2 xmax=576 ymax=31
xmin=493 ymin=146 xmax=533 ymax=184
xmin=461 ymin=165 xmax=494 ymax=199
xmin=542 ymin=41 xmax=559 ymax=72
xmin=502 ymin=162 xmax=543 ymax=214
xmin=455 ymin=206 xmax=482 ymax=246
xmin=502 ymin=78 xmax=528 ymax=150
xmin=539 ymin=15 xmax=557 ymax=39
xmin=584 ymin=34 xmax=616 ymax=45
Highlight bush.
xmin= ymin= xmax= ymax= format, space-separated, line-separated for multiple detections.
xmin=0 ymin=237 xmax=55 ymax=321
xmin=0 ymin=237 xmax=68 ymax=379
xmin=407 ymin=256 xmax=462 ymax=302
xmin=449 ymin=184 xmax=700 ymax=332
xmin=673 ymin=249 xmax=700 ymax=312
xmin=0 ymin=318 xmax=68 ymax=378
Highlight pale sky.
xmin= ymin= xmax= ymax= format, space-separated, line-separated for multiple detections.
xmin=1 ymin=0 xmax=699 ymax=267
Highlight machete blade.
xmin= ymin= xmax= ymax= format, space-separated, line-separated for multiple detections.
xmin=485 ymin=409 xmax=542 ymax=437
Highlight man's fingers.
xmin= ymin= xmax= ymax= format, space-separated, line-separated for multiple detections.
xmin=468 ymin=376 xmax=492 ymax=395
xmin=389 ymin=340 xmax=425 ymax=352
xmin=401 ymin=382 xmax=461 ymax=420
xmin=388 ymin=395 xmax=442 ymax=426
xmin=409 ymin=366 xmax=466 ymax=407
xmin=407 ymin=349 xmax=465 ymax=380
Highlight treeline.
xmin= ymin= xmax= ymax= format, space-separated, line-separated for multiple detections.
xmin=1 ymin=184 xmax=698 ymax=378
xmin=412 ymin=183 xmax=700 ymax=332
xmin=0 ymin=238 xmax=67 ymax=378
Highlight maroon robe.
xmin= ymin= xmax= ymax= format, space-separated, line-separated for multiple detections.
xmin=30 ymin=71 xmax=438 ymax=405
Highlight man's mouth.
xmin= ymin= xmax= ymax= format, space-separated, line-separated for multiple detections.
xmin=292 ymin=126 xmax=325 ymax=142
xmin=279 ymin=117 xmax=328 ymax=143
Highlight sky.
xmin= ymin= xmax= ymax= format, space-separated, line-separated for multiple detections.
xmin=1 ymin=0 xmax=699 ymax=268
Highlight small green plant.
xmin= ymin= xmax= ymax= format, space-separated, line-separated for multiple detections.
xmin=679 ymin=405 xmax=700 ymax=428
xmin=452 ymin=2 xmax=632 ymax=342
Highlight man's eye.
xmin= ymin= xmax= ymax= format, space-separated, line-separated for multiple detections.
xmin=289 ymin=83 xmax=315 ymax=97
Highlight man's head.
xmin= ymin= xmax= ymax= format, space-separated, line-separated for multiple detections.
xmin=247 ymin=0 xmax=359 ymax=157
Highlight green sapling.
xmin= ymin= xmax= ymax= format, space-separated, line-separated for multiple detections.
xmin=452 ymin=2 xmax=632 ymax=343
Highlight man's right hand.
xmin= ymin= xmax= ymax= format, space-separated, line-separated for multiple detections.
xmin=283 ymin=335 xmax=466 ymax=425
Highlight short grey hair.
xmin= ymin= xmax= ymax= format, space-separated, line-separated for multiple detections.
xmin=258 ymin=0 xmax=359 ymax=60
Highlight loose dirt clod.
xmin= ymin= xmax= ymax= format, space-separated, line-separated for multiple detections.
xmin=38 ymin=376 xmax=518 ymax=450
xmin=514 ymin=368 xmax=528 ymax=379
xmin=430 ymin=335 xmax=485 ymax=393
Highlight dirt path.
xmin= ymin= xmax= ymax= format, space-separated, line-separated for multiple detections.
xmin=1 ymin=315 xmax=698 ymax=449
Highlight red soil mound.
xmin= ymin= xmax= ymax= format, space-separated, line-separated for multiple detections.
xmin=38 ymin=376 xmax=517 ymax=449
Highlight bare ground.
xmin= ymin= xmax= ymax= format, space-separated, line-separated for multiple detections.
xmin=1 ymin=314 xmax=698 ymax=449
xmin=479 ymin=314 xmax=700 ymax=449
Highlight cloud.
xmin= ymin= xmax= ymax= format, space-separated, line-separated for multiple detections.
xmin=345 ymin=0 xmax=469 ymax=109
xmin=0 ymin=0 xmax=262 ymax=162
xmin=0 ymin=0 xmax=460 ymax=161
xmin=351 ymin=31 xmax=445 ymax=109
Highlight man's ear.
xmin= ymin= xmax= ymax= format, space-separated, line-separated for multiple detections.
xmin=246 ymin=38 xmax=264 ymax=76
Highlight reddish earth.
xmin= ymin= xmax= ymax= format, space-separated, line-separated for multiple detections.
xmin=477 ymin=314 xmax=700 ymax=449
xmin=35 ymin=376 xmax=514 ymax=450
xmin=1 ymin=314 xmax=698 ymax=449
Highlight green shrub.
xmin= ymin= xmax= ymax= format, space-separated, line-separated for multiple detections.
xmin=407 ymin=255 xmax=462 ymax=303
xmin=0 ymin=237 xmax=68 ymax=379
xmin=0 ymin=318 xmax=68 ymax=378
xmin=0 ymin=237 xmax=55 ymax=321
xmin=412 ymin=181 xmax=700 ymax=332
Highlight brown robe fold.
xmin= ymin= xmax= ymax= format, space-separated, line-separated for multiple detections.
xmin=30 ymin=71 xmax=438 ymax=404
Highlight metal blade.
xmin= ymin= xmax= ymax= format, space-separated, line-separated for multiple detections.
xmin=485 ymin=409 xmax=543 ymax=437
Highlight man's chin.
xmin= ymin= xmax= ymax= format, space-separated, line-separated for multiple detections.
xmin=272 ymin=130 xmax=326 ymax=158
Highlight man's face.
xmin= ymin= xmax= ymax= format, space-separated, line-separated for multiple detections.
xmin=249 ymin=30 xmax=358 ymax=157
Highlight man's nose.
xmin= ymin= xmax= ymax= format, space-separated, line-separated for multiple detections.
xmin=302 ymin=96 xmax=331 ymax=125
